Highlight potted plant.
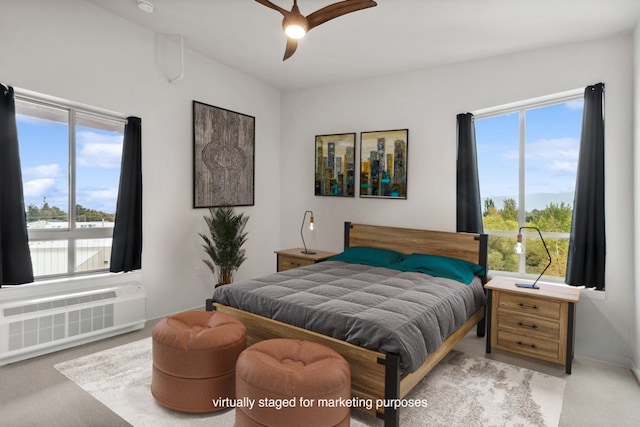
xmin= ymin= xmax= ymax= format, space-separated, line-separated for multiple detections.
xmin=200 ymin=206 xmax=249 ymax=286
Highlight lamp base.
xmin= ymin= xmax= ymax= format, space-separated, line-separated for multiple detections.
xmin=301 ymin=250 xmax=317 ymax=255
xmin=515 ymin=283 xmax=539 ymax=289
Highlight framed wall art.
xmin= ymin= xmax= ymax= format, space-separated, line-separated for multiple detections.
xmin=315 ymin=133 xmax=356 ymax=197
xmin=359 ymin=129 xmax=408 ymax=199
xmin=193 ymin=101 xmax=255 ymax=207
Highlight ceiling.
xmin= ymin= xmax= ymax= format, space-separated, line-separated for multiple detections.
xmin=84 ymin=0 xmax=640 ymax=91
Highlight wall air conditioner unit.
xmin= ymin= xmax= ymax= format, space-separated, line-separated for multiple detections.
xmin=0 ymin=278 xmax=145 ymax=366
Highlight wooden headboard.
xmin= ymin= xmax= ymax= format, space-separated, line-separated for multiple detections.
xmin=344 ymin=222 xmax=488 ymax=282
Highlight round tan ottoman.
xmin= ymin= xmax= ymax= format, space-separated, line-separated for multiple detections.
xmin=151 ymin=310 xmax=246 ymax=413
xmin=235 ymin=339 xmax=351 ymax=426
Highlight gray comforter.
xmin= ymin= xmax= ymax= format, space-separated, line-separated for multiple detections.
xmin=212 ymin=260 xmax=486 ymax=372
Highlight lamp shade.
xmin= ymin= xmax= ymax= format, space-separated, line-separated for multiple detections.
xmin=282 ymin=13 xmax=308 ymax=39
xmin=284 ymin=23 xmax=306 ymax=39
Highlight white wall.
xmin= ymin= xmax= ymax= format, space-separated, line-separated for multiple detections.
xmin=0 ymin=0 xmax=282 ymax=319
xmin=633 ymin=18 xmax=640 ymax=379
xmin=281 ymin=36 xmax=636 ymax=367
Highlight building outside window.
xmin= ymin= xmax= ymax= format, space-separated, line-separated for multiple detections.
xmin=475 ymin=93 xmax=583 ymax=281
xmin=16 ymin=94 xmax=124 ymax=278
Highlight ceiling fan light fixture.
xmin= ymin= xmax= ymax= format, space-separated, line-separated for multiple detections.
xmin=137 ymin=0 xmax=154 ymax=14
xmin=284 ymin=23 xmax=306 ymax=39
xmin=256 ymin=0 xmax=378 ymax=59
xmin=283 ymin=16 xmax=307 ymax=39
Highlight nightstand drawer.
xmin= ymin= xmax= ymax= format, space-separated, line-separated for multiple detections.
xmin=498 ymin=292 xmax=561 ymax=320
xmin=497 ymin=330 xmax=559 ymax=361
xmin=278 ymin=255 xmax=314 ymax=271
xmin=275 ymin=248 xmax=337 ymax=272
xmin=496 ymin=311 xmax=560 ymax=339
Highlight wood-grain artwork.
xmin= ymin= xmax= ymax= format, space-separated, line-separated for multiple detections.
xmin=193 ymin=101 xmax=255 ymax=207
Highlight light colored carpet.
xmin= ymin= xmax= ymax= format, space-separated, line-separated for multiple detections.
xmin=55 ymin=338 xmax=566 ymax=426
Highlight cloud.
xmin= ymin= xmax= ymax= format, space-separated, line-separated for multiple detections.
xmin=549 ymin=160 xmax=576 ymax=173
xmin=23 ymin=163 xmax=62 ymax=178
xmin=527 ymin=137 xmax=579 ymax=162
xmin=81 ymin=188 xmax=118 ymax=201
xmin=22 ymin=164 xmax=64 ymax=204
xmin=77 ymin=187 xmax=119 ymax=213
xmin=77 ymin=131 xmax=122 ymax=169
xmin=527 ymin=137 xmax=579 ymax=193
xmin=23 ymin=178 xmax=56 ymax=198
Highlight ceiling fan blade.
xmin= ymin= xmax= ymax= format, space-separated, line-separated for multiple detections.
xmin=255 ymin=0 xmax=289 ymax=17
xmin=283 ymin=37 xmax=299 ymax=61
xmin=307 ymin=0 xmax=377 ymax=30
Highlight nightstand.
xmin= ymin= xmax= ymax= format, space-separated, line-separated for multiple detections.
xmin=274 ymin=248 xmax=337 ymax=272
xmin=485 ymin=276 xmax=580 ymax=374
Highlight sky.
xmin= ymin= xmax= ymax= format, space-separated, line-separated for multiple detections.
xmin=475 ymin=99 xmax=583 ymax=212
xmin=17 ymin=112 xmax=123 ymax=215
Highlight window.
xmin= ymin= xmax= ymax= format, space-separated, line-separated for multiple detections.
xmin=16 ymin=94 xmax=125 ymax=278
xmin=475 ymin=94 xmax=583 ymax=281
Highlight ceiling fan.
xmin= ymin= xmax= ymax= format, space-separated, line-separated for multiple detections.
xmin=255 ymin=0 xmax=378 ymax=60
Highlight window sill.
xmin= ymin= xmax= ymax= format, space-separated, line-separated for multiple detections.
xmin=0 ymin=271 xmax=142 ymax=301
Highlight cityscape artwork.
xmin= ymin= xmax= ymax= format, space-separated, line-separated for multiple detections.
xmin=359 ymin=129 xmax=408 ymax=199
xmin=315 ymin=133 xmax=356 ymax=197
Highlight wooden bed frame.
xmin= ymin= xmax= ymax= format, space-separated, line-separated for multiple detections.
xmin=213 ymin=222 xmax=488 ymax=427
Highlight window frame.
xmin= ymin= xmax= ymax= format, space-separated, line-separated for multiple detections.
xmin=474 ymin=89 xmax=583 ymax=282
xmin=15 ymin=89 xmax=126 ymax=280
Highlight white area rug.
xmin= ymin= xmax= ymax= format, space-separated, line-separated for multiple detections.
xmin=55 ymin=338 xmax=566 ymax=426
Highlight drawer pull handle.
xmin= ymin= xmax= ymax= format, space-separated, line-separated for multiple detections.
xmin=518 ymin=303 xmax=538 ymax=310
xmin=517 ymin=341 xmax=537 ymax=349
xmin=517 ymin=322 xmax=538 ymax=330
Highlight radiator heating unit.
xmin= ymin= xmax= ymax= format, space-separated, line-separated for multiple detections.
xmin=0 ymin=279 xmax=145 ymax=366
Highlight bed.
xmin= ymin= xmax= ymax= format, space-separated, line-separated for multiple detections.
xmin=211 ymin=222 xmax=488 ymax=427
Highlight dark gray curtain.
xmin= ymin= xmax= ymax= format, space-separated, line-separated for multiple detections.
xmin=0 ymin=85 xmax=34 ymax=287
xmin=110 ymin=117 xmax=142 ymax=272
xmin=456 ymin=113 xmax=484 ymax=233
xmin=566 ymin=83 xmax=605 ymax=290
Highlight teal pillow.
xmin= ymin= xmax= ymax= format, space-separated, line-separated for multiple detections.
xmin=394 ymin=253 xmax=485 ymax=285
xmin=328 ymin=246 xmax=404 ymax=268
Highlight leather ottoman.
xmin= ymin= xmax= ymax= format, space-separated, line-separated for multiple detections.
xmin=235 ymin=338 xmax=351 ymax=426
xmin=151 ymin=310 xmax=246 ymax=413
